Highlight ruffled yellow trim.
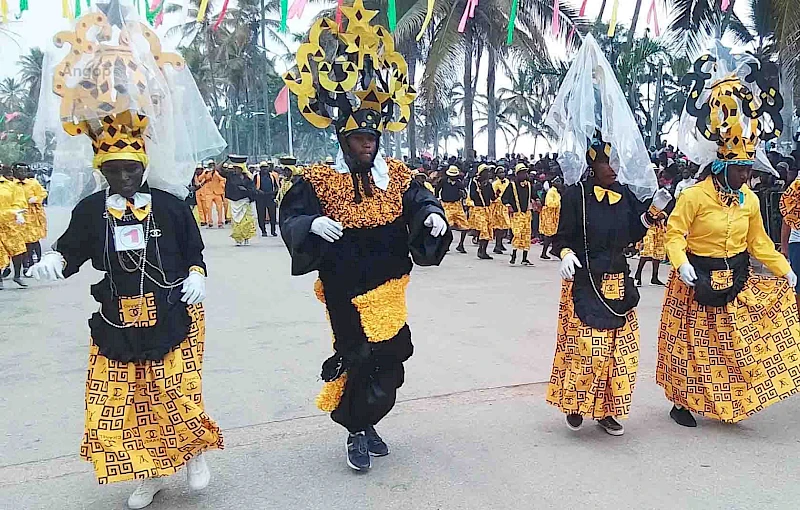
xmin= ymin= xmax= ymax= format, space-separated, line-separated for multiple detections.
xmin=351 ymin=275 xmax=410 ymax=342
xmin=314 ymin=278 xmax=326 ymax=303
xmin=304 ymin=159 xmax=411 ymax=229
xmin=316 ymin=373 xmax=348 ymax=412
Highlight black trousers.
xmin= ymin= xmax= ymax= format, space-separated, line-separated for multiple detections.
xmin=256 ymin=198 xmax=277 ymax=234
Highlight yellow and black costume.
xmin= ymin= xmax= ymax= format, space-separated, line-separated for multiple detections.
xmin=33 ymin=4 xmax=225 ymax=487
xmin=225 ymin=156 xmax=257 ymax=245
xmin=469 ymin=164 xmax=495 ymax=258
xmin=657 ymin=50 xmax=800 ymax=425
xmin=279 ymin=0 xmax=450 ymax=450
xmin=501 ymin=163 xmax=533 ymax=264
xmin=0 ymin=168 xmax=28 ymax=286
xmin=438 ymin=166 xmax=469 ymax=253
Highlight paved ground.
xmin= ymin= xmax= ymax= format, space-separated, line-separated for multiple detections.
xmin=1 ymin=207 xmax=799 ymax=509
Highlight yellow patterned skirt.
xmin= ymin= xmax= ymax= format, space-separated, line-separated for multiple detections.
xmin=656 ymin=271 xmax=800 ymax=423
xmin=547 ymin=281 xmax=640 ymax=419
xmin=80 ymin=305 xmax=223 ymax=484
xmin=469 ymin=206 xmax=492 ymax=241
xmin=640 ymin=225 xmax=666 ymax=260
xmin=0 ymin=224 xmax=27 ymax=267
xmin=539 ymin=206 xmax=560 ymax=237
xmin=510 ymin=211 xmax=532 ymax=251
xmin=442 ymin=201 xmax=469 ymax=230
xmin=490 ymin=200 xmax=510 ymax=231
xmin=229 ymin=200 xmax=257 ymax=243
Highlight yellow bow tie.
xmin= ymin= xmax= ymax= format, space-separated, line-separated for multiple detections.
xmin=594 ymin=186 xmax=622 ymax=205
xmin=108 ymin=201 xmax=151 ymax=221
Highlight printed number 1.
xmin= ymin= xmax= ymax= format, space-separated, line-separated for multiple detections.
xmin=125 ymin=228 xmax=140 ymax=245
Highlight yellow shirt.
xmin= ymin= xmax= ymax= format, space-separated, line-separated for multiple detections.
xmin=21 ymin=178 xmax=47 ymax=205
xmin=492 ymin=178 xmax=510 ymax=198
xmin=424 ymin=182 xmax=435 ymax=193
xmin=544 ymin=187 xmax=561 ymax=208
xmin=0 ymin=176 xmax=27 ymax=223
xmin=665 ymin=176 xmax=790 ymax=277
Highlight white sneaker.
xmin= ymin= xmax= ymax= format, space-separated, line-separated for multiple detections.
xmin=127 ymin=478 xmax=164 ymax=509
xmin=186 ymin=453 xmax=211 ymax=491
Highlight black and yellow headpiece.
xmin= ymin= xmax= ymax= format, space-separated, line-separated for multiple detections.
xmin=283 ymin=0 xmax=416 ymax=138
xmin=684 ymin=54 xmax=783 ymax=163
xmin=51 ymin=9 xmax=184 ymax=168
xmin=587 ymin=132 xmax=612 ymax=163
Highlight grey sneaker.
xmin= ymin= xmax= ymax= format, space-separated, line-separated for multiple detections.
xmin=365 ymin=425 xmax=389 ymax=457
xmin=346 ymin=432 xmax=371 ymax=471
xmin=597 ymin=416 xmax=625 ymax=436
xmin=566 ymin=413 xmax=583 ymax=431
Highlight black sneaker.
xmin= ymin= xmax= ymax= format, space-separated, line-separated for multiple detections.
xmin=456 ymin=246 xmax=467 ymax=254
xmin=262 ymin=231 xmax=269 ymax=237
xmin=520 ymin=259 xmax=533 ymax=266
xmin=509 ymin=254 xmax=517 ymax=265
xmin=1 ymin=267 xmax=10 ymax=279
xmin=651 ymin=278 xmax=666 ymax=286
xmin=346 ymin=432 xmax=371 ymax=471
xmin=365 ymin=425 xmax=389 ymax=457
xmin=669 ymin=405 xmax=697 ymax=427
xmin=540 ymin=254 xmax=551 ymax=260
xmin=12 ymin=277 xmax=28 ymax=288
xmin=635 ymin=278 xmax=642 ymax=287
xmin=566 ymin=413 xmax=583 ymax=431
xmin=597 ymin=416 xmax=625 ymax=436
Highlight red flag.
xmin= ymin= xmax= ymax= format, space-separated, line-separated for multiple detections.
xmin=274 ymin=85 xmax=290 ymax=115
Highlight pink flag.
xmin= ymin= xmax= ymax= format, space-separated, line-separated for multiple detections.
xmin=721 ymin=0 xmax=731 ymax=11
xmin=647 ymin=0 xmax=660 ymax=36
xmin=151 ymin=0 xmax=163 ymax=9
xmin=458 ymin=0 xmax=478 ymax=33
xmin=552 ymin=0 xmax=560 ymax=36
xmin=288 ymin=0 xmax=308 ymax=19
xmin=4 ymin=112 xmax=21 ymax=122
xmin=274 ymin=85 xmax=290 ymax=115
xmin=568 ymin=0 xmax=588 ymax=42
xmin=213 ymin=0 xmax=231 ymax=31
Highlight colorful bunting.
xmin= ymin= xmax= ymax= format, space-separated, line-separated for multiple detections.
xmin=647 ymin=0 xmax=660 ymax=36
xmin=196 ymin=0 xmax=210 ymax=22
xmin=75 ymin=0 xmax=81 ymax=17
xmin=552 ymin=0 xmax=560 ymax=37
xmin=568 ymin=0 xmax=588 ymax=42
xmin=287 ymin=0 xmax=307 ymax=20
xmin=388 ymin=0 xmax=396 ymax=32
xmin=213 ymin=0 xmax=230 ymax=30
xmin=1 ymin=0 xmax=7 ymax=24
xmin=335 ymin=0 xmax=343 ymax=29
xmin=280 ymin=0 xmax=287 ymax=32
xmin=506 ymin=0 xmax=518 ymax=44
xmin=607 ymin=0 xmax=619 ymax=37
xmin=458 ymin=0 xmax=478 ymax=33
xmin=416 ymin=0 xmax=434 ymax=41
xmin=721 ymin=0 xmax=731 ymax=11
xmin=19 ymin=0 xmax=28 ymax=15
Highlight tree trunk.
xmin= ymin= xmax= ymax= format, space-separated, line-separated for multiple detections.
xmin=407 ymin=51 xmax=418 ymax=158
xmin=486 ymin=47 xmax=497 ymax=160
xmin=464 ymin=31 xmax=474 ymax=163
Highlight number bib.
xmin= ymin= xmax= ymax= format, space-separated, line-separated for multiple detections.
xmin=114 ymin=224 xmax=146 ymax=252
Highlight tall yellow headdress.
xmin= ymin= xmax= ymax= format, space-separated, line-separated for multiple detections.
xmin=283 ymin=0 xmax=416 ymax=138
xmin=51 ymin=3 xmax=185 ymax=169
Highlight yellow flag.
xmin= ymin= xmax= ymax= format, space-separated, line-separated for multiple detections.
xmin=197 ymin=0 xmax=210 ymax=22
xmin=607 ymin=0 xmax=619 ymax=37
xmin=62 ymin=0 xmax=75 ymax=20
xmin=1 ymin=0 xmax=7 ymax=24
xmin=416 ymin=0 xmax=435 ymax=42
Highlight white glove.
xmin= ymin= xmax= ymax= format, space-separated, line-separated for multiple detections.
xmin=652 ymin=188 xmax=673 ymax=211
xmin=15 ymin=211 xmax=25 ymax=224
xmin=559 ymin=252 xmax=582 ymax=281
xmin=785 ymin=269 xmax=798 ymax=289
xmin=31 ymin=252 xmax=65 ymax=281
xmin=181 ymin=271 xmax=206 ymax=305
xmin=28 ymin=196 xmax=37 ymax=204
xmin=310 ymin=216 xmax=344 ymax=243
xmin=678 ymin=262 xmax=697 ymax=287
xmin=424 ymin=213 xmax=448 ymax=237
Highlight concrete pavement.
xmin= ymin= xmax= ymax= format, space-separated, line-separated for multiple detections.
xmin=1 ymin=207 xmax=798 ymax=509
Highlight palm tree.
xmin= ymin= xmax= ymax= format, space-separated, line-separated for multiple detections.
xmin=17 ymin=48 xmax=44 ymax=101
xmin=667 ymin=0 xmax=753 ymax=56
xmin=0 ymin=78 xmax=26 ymax=112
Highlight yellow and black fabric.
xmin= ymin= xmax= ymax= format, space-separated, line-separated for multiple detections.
xmin=547 ymin=281 xmax=640 ymax=419
xmin=279 ymin=158 xmax=450 ymax=432
xmin=81 ymin=304 xmax=223 ymax=483
xmin=438 ymin=177 xmax=468 ymax=230
xmin=490 ymin=178 xmax=511 ymax=231
xmin=539 ymin=187 xmax=561 ymax=237
xmin=283 ymin=0 xmax=415 ymax=139
xmin=502 ymin=180 xmax=532 ymax=251
xmin=469 ymin=177 xmax=494 ymax=241
xmin=640 ymin=224 xmax=666 ymax=260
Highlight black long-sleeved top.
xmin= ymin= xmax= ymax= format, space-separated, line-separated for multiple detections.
xmin=225 ymin=172 xmax=256 ymax=201
xmin=501 ymin=181 xmax=532 ymax=213
xmin=553 ymin=179 xmax=649 ymax=329
xmin=254 ymin=170 xmax=280 ymax=202
xmin=469 ymin=178 xmax=494 ymax=207
xmin=438 ymin=178 xmax=466 ymax=203
xmin=55 ymin=187 xmax=206 ymax=361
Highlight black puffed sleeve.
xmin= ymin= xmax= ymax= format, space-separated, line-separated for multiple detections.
xmin=53 ymin=193 xmax=101 ymax=278
xmin=279 ymin=178 xmax=327 ymax=275
xmin=403 ymin=180 xmax=452 ymax=266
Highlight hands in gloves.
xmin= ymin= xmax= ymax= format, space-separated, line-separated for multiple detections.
xmin=181 ymin=271 xmax=206 ymax=305
xmin=310 ymin=216 xmax=344 ymax=243
xmin=424 ymin=213 xmax=448 ymax=237
xmin=651 ymin=188 xmax=673 ymax=211
xmin=15 ymin=211 xmax=25 ymax=224
xmin=785 ymin=269 xmax=798 ymax=289
xmin=28 ymin=196 xmax=37 ymax=204
xmin=678 ymin=263 xmax=697 ymax=287
xmin=559 ymin=252 xmax=582 ymax=281
xmin=31 ymin=252 xmax=65 ymax=281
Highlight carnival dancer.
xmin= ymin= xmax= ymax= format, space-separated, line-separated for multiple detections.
xmin=201 ymin=160 xmax=226 ymax=228
xmin=502 ymin=163 xmax=533 ymax=265
xmin=225 ymin=155 xmax=257 ymax=246
xmin=491 ymin=169 xmax=511 ymax=254
xmin=543 ymin=34 xmax=669 ymax=436
xmin=470 ymin=164 xmax=496 ymax=259
xmin=539 ymin=180 xmax=562 ymax=259
xmin=438 ymin=165 xmax=469 ymax=253
xmin=13 ymin=163 xmax=48 ymax=272
xmin=29 ymin=3 xmax=226 ymax=507
xmin=255 ymin=161 xmax=280 ymax=236
xmin=276 ymin=156 xmax=300 ymax=205
xmin=657 ymin=46 xmax=800 ymax=428
xmin=279 ymin=0 xmax=451 ymax=471
xmin=0 ymin=164 xmax=29 ymax=288
xmin=195 ymin=162 xmax=210 ymax=226
xmin=633 ymin=189 xmax=668 ymax=287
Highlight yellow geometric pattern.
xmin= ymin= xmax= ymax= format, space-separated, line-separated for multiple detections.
xmin=490 ymin=200 xmax=511 ymax=231
xmin=657 ymin=271 xmax=800 ymax=422
xmin=352 ymin=275 xmax=410 ymax=343
xmin=640 ymin=224 xmax=666 ymax=260
xmin=780 ymin=178 xmax=800 ymax=230
xmin=80 ymin=305 xmax=223 ymax=484
xmin=539 ymin=188 xmax=560 ymax=237
xmin=118 ymin=292 xmax=158 ymax=328
xmin=469 ymin=206 xmax=492 ymax=241
xmin=510 ymin=211 xmax=532 ymax=250
xmin=547 ymin=281 xmax=640 ymax=419
xmin=442 ymin=201 xmax=469 ymax=230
